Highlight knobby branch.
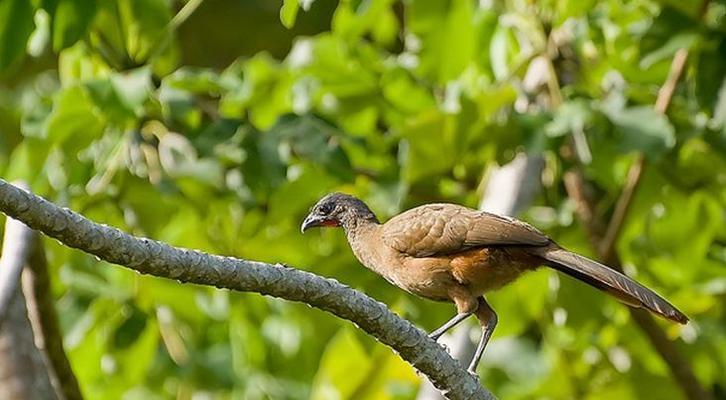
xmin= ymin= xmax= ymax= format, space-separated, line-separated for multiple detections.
xmin=0 ymin=179 xmax=495 ymax=400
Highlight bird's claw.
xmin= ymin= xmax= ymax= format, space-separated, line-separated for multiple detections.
xmin=466 ymin=368 xmax=480 ymax=379
xmin=439 ymin=342 xmax=450 ymax=354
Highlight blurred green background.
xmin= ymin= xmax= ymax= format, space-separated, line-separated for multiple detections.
xmin=0 ymin=0 xmax=724 ymax=399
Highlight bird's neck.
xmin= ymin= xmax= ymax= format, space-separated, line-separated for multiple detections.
xmin=341 ymin=215 xmax=379 ymax=242
xmin=341 ymin=216 xmax=382 ymax=270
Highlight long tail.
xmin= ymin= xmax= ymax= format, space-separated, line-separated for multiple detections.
xmin=534 ymin=246 xmax=688 ymax=324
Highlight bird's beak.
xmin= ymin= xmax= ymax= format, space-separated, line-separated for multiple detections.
xmin=301 ymin=214 xmax=323 ymax=233
xmin=301 ymin=214 xmax=338 ymax=233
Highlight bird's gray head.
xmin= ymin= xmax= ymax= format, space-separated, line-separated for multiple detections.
xmin=301 ymin=193 xmax=378 ymax=233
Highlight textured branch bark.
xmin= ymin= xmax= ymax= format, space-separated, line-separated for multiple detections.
xmin=0 ymin=215 xmax=58 ymax=400
xmin=0 ymin=179 xmax=495 ymax=400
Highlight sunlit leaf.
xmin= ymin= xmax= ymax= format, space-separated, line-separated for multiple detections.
xmin=310 ymin=328 xmax=371 ymax=400
xmin=280 ymin=0 xmax=299 ymax=29
xmin=44 ymin=85 xmax=105 ymax=147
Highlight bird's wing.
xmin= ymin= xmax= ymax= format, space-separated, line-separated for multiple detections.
xmin=382 ymin=204 xmax=549 ymax=257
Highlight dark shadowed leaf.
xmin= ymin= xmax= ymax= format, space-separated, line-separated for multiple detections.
xmin=0 ymin=0 xmax=34 ymax=70
xmin=52 ymin=0 xmax=97 ymax=51
xmin=601 ymin=105 xmax=676 ymax=159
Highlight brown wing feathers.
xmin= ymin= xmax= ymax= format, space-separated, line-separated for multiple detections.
xmin=383 ymin=204 xmax=548 ymax=257
xmin=382 ymin=203 xmax=688 ymax=324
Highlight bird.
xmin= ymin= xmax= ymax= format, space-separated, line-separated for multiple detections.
xmin=301 ymin=192 xmax=688 ymax=375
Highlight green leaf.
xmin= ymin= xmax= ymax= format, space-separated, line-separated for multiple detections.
xmin=158 ymin=85 xmax=203 ymax=130
xmin=85 ymin=67 xmax=151 ymax=125
xmin=651 ymin=0 xmax=704 ymax=20
xmin=331 ymin=0 xmax=397 ymax=46
xmin=0 ymin=0 xmax=34 ymax=70
xmin=640 ymin=32 xmax=698 ymax=69
xmin=400 ymin=110 xmax=452 ymax=183
xmin=280 ymin=0 xmax=299 ymax=29
xmin=303 ymin=35 xmax=378 ymax=98
xmin=310 ymin=328 xmax=371 ymax=400
xmin=44 ymin=85 xmax=105 ymax=147
xmin=601 ymin=105 xmax=676 ymax=159
xmin=381 ymin=68 xmax=436 ymax=115
xmin=556 ymin=0 xmax=597 ymax=23
xmin=640 ymin=6 xmax=697 ymax=56
xmin=4 ymin=139 xmax=52 ymax=183
xmin=696 ymin=40 xmax=726 ymax=112
xmin=164 ymin=67 xmax=224 ymax=94
xmin=265 ymin=113 xmax=354 ymax=182
xmin=409 ymin=0 xmax=477 ymax=82
xmin=110 ymin=66 xmax=152 ymax=117
xmin=157 ymin=131 xmax=224 ymax=185
xmin=111 ymin=312 xmax=159 ymax=394
xmin=545 ymin=99 xmax=593 ymax=137
xmin=58 ymin=41 xmax=112 ymax=85
xmin=117 ymin=0 xmax=170 ymax=62
xmin=113 ymin=303 xmax=148 ymax=348
xmin=52 ymin=0 xmax=97 ymax=51
xmin=28 ymin=8 xmax=51 ymax=57
xmin=489 ymin=24 xmax=511 ymax=81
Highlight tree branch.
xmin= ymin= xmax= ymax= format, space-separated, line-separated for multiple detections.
xmin=0 ymin=214 xmax=58 ymax=400
xmin=23 ymin=237 xmax=84 ymax=400
xmin=0 ymin=179 xmax=495 ymax=400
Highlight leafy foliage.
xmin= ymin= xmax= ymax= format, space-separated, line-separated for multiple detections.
xmin=0 ymin=0 xmax=724 ymax=399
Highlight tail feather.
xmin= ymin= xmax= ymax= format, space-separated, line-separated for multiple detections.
xmin=537 ymin=247 xmax=688 ymax=324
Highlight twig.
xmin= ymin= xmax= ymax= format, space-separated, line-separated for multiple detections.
xmin=0 ymin=179 xmax=495 ymax=400
xmin=147 ymin=0 xmax=205 ymax=61
xmin=563 ymin=171 xmax=603 ymax=244
xmin=599 ymin=48 xmax=690 ymax=262
xmin=654 ymin=48 xmax=690 ymax=115
xmin=23 ymin=238 xmax=84 ymax=400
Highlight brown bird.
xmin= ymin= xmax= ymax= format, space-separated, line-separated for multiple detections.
xmin=301 ymin=193 xmax=688 ymax=374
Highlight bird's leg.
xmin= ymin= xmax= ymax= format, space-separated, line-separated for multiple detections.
xmin=467 ymin=297 xmax=498 ymax=375
xmin=428 ymin=312 xmax=471 ymax=341
xmin=429 ymin=292 xmax=478 ymax=341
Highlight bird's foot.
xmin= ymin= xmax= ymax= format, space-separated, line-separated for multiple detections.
xmin=427 ymin=335 xmax=450 ymax=353
xmin=439 ymin=342 xmax=450 ymax=354
xmin=428 ymin=332 xmax=443 ymax=341
xmin=466 ymin=368 xmax=480 ymax=379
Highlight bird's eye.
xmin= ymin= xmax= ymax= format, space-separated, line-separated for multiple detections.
xmin=319 ymin=203 xmax=334 ymax=214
